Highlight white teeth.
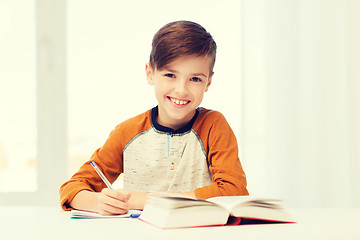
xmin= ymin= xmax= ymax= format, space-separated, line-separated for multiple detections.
xmin=171 ymin=98 xmax=188 ymax=105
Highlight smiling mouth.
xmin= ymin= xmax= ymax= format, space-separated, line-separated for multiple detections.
xmin=168 ymin=97 xmax=190 ymax=106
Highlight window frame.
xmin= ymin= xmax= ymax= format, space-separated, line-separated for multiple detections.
xmin=0 ymin=0 xmax=67 ymax=205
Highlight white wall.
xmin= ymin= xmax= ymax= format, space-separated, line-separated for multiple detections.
xmin=241 ymin=0 xmax=360 ymax=207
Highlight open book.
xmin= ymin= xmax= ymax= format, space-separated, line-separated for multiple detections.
xmin=139 ymin=195 xmax=294 ymax=229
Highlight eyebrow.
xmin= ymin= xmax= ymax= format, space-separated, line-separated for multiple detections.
xmin=163 ymin=68 xmax=208 ymax=78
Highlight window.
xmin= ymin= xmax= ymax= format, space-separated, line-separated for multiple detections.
xmin=0 ymin=0 xmax=36 ymax=192
xmin=0 ymin=0 xmax=66 ymax=205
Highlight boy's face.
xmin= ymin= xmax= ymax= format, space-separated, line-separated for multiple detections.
xmin=146 ymin=55 xmax=213 ymax=130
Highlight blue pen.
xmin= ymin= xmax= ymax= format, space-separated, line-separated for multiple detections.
xmin=90 ymin=160 xmax=113 ymax=189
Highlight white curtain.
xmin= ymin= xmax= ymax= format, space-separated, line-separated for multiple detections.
xmin=241 ymin=0 xmax=360 ymax=207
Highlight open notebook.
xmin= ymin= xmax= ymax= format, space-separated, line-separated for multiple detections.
xmin=70 ymin=209 xmax=142 ymax=219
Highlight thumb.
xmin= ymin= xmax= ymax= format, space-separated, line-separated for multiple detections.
xmin=122 ymin=190 xmax=131 ymax=202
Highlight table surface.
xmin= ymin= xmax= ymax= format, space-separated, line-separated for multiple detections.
xmin=1 ymin=207 xmax=359 ymax=240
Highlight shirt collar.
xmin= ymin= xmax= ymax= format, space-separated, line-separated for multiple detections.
xmin=151 ymin=106 xmax=199 ymax=134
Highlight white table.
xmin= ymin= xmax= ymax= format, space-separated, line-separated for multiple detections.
xmin=1 ymin=207 xmax=359 ymax=240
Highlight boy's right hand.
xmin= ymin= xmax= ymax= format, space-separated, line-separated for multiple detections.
xmin=97 ymin=188 xmax=131 ymax=215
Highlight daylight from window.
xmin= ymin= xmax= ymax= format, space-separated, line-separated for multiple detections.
xmin=0 ymin=0 xmax=37 ymax=192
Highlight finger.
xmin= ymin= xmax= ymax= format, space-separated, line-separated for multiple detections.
xmin=98 ymin=192 xmax=129 ymax=209
xmin=99 ymin=197 xmax=129 ymax=215
xmin=101 ymin=188 xmax=131 ymax=202
xmin=98 ymin=193 xmax=129 ymax=209
xmin=98 ymin=202 xmax=129 ymax=215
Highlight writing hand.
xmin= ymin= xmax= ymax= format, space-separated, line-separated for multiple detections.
xmin=97 ymin=188 xmax=131 ymax=215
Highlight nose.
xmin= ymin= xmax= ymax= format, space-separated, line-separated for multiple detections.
xmin=174 ymin=79 xmax=188 ymax=96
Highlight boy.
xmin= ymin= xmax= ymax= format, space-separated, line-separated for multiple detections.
xmin=60 ymin=20 xmax=248 ymax=215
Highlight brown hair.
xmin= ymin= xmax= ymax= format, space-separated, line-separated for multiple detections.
xmin=149 ymin=21 xmax=217 ymax=74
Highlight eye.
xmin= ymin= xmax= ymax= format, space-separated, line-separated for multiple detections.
xmin=165 ymin=73 xmax=175 ymax=78
xmin=190 ymin=77 xmax=202 ymax=82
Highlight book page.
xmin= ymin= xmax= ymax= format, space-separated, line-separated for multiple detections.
xmin=207 ymin=196 xmax=251 ymax=211
xmin=207 ymin=196 xmax=282 ymax=211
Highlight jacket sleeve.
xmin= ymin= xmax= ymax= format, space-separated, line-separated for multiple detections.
xmin=194 ymin=111 xmax=249 ymax=199
xmin=59 ymin=124 xmax=124 ymax=211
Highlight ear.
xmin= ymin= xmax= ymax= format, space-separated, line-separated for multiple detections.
xmin=204 ymin=72 xmax=214 ymax=92
xmin=146 ymin=63 xmax=154 ymax=85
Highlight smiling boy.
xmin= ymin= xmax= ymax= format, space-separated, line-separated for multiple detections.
xmin=146 ymin=55 xmax=212 ymax=130
xmin=60 ymin=21 xmax=248 ymax=215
